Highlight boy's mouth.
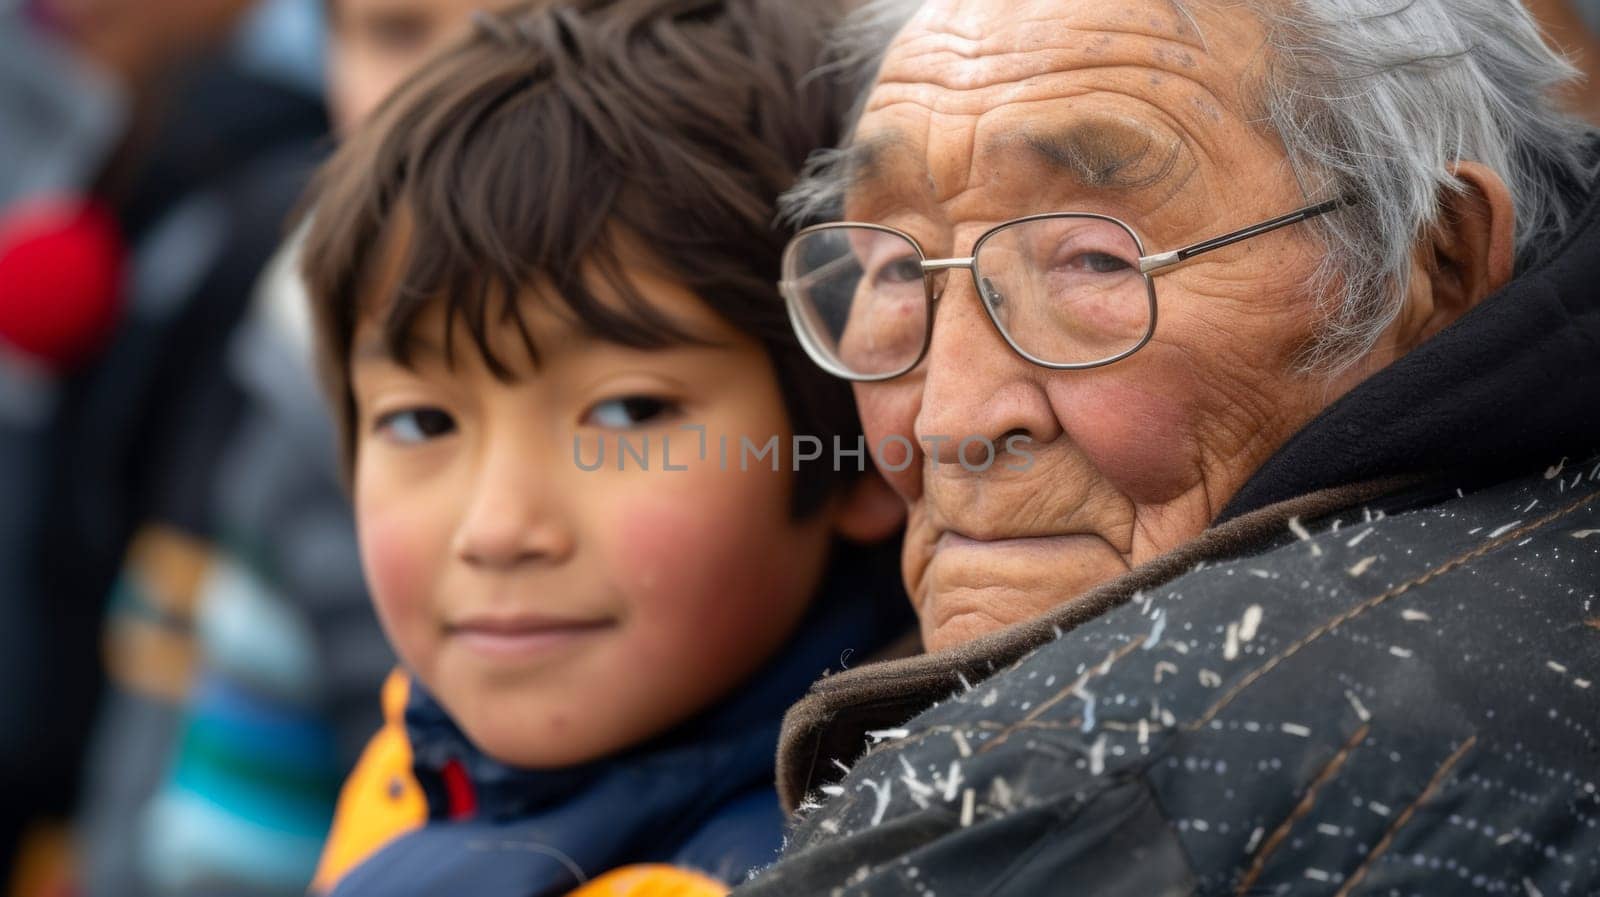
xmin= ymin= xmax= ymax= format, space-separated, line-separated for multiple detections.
xmin=444 ymin=613 xmax=617 ymax=660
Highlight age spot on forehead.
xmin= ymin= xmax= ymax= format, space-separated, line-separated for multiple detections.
xmin=1191 ymin=95 xmax=1223 ymax=124
xmin=1150 ymin=44 xmax=1200 ymax=70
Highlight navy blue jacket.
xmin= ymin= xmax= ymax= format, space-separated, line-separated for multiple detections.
xmin=331 ymin=540 xmax=911 ymax=896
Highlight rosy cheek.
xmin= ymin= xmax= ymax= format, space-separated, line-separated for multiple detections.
xmin=612 ymin=505 xmax=699 ymax=593
xmin=1052 ymin=379 xmax=1198 ymax=504
xmin=615 ymin=507 xmax=692 ymax=594
xmin=356 ymin=508 xmax=433 ymax=637
xmin=611 ymin=499 xmax=776 ymax=642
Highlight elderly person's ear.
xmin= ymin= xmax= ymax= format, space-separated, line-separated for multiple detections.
xmin=1401 ymin=161 xmax=1516 ymax=346
xmin=831 ymin=471 xmax=907 ymax=544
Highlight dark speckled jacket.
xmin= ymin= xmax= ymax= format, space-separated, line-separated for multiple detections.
xmin=737 ymin=139 xmax=1600 ymax=896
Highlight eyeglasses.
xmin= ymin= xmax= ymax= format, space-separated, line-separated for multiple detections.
xmin=778 ymin=199 xmax=1340 ymax=382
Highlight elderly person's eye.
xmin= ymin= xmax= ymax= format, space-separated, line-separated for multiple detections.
xmin=1045 ymin=240 xmax=1137 ymax=276
xmin=872 ymin=255 xmax=925 ymax=285
xmin=1071 ymin=251 xmax=1133 ymax=274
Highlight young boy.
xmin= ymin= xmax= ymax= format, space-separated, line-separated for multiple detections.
xmin=297 ymin=1 xmax=912 ymax=894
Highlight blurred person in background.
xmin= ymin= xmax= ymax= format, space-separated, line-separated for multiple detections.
xmin=41 ymin=0 xmax=511 ymax=896
xmin=324 ymin=0 xmax=492 ymax=132
xmin=1 ymin=0 xmax=321 ymax=888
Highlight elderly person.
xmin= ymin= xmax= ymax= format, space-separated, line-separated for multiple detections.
xmin=738 ymin=0 xmax=1600 ymax=893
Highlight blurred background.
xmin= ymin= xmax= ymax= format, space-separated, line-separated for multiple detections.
xmin=0 ymin=0 xmax=489 ymax=893
xmin=0 ymin=1 xmax=1597 ymax=896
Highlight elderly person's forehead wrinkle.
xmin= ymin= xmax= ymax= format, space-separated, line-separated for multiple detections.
xmin=855 ymin=13 xmax=1273 ymax=217
xmin=901 ymin=0 xmax=1213 ymax=56
xmin=853 ymin=96 xmax=1224 ymax=238
xmin=874 ymin=0 xmax=1239 ymax=99
xmin=866 ymin=39 xmax=1226 ymax=113
xmin=853 ymin=104 xmax=1210 ymax=228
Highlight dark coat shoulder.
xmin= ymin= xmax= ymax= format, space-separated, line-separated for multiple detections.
xmin=745 ymin=459 xmax=1600 ymax=896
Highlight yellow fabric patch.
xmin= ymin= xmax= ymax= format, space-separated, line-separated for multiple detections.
xmin=311 ymin=669 xmax=426 ymax=893
xmin=564 ymin=865 xmax=729 ymax=897
xmin=310 ymin=674 xmax=730 ymax=897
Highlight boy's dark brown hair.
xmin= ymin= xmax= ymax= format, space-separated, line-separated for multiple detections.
xmin=301 ymin=0 xmax=859 ymax=515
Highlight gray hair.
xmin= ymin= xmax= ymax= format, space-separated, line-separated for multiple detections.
xmin=789 ymin=0 xmax=1599 ymax=373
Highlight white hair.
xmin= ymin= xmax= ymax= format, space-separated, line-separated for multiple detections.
xmin=789 ymin=0 xmax=1600 ymax=373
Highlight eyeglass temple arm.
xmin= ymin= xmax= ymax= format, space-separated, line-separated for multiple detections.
xmin=1138 ymin=197 xmax=1344 ymax=275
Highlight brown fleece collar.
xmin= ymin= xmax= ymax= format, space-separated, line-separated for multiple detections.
xmin=774 ymin=479 xmax=1407 ymax=813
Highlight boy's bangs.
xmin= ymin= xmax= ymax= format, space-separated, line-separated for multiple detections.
xmin=371 ymin=203 xmax=714 ymax=380
xmin=369 ymin=88 xmax=715 ymax=378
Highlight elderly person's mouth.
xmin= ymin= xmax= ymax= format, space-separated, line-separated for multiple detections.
xmin=918 ymin=528 xmax=1128 ymax=650
xmin=934 ymin=529 xmax=1103 ymax=555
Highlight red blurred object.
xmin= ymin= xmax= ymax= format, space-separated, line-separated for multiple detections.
xmin=440 ymin=758 xmax=478 ymax=821
xmin=0 ymin=198 xmax=127 ymax=372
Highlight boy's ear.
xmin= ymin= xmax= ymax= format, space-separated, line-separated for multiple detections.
xmin=831 ymin=470 xmax=906 ymax=544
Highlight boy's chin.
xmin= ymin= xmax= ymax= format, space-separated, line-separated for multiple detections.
xmin=462 ymin=716 xmax=610 ymax=769
xmin=448 ymin=692 xmax=657 ymax=770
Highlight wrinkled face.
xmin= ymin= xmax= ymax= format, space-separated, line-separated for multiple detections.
xmin=848 ymin=0 xmax=1400 ymax=651
xmin=326 ymin=0 xmax=494 ymax=134
xmin=349 ymin=262 xmax=835 ymax=767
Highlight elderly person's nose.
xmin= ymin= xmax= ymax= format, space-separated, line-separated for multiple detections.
xmin=913 ymin=274 xmax=1062 ymax=461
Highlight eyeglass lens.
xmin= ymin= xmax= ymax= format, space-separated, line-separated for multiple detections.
xmin=782 ymin=216 xmax=1154 ymax=378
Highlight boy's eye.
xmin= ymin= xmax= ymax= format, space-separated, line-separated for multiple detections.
xmin=583 ymin=396 xmax=681 ymax=429
xmin=374 ymin=407 xmax=457 ymax=444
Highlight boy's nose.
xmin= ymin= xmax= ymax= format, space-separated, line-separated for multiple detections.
xmin=455 ymin=520 xmax=574 ymax=569
xmin=452 ymin=447 xmax=575 ymax=570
